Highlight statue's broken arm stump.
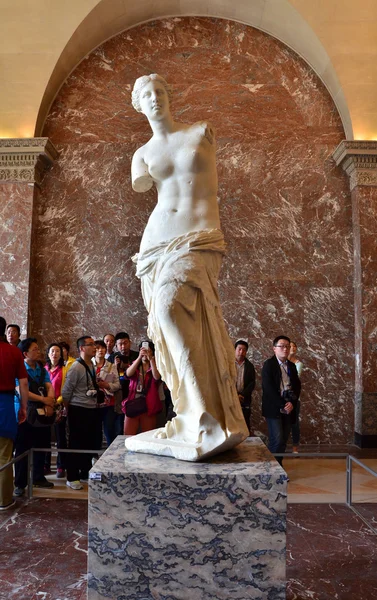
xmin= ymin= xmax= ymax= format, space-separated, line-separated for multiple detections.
xmin=88 ymin=436 xmax=287 ymax=599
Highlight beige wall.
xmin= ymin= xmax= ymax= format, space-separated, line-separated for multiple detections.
xmin=1 ymin=0 xmax=377 ymax=140
xmin=0 ymin=0 xmax=99 ymax=137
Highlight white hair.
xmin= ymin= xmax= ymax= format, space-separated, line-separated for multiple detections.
xmin=131 ymin=74 xmax=172 ymax=113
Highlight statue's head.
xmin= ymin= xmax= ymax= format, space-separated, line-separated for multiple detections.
xmin=132 ymin=74 xmax=172 ymax=114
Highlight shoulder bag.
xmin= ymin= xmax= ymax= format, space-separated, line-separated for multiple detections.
xmin=27 ymin=369 xmax=56 ymax=427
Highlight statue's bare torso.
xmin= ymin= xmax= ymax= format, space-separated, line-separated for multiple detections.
xmin=132 ymin=121 xmax=220 ymax=251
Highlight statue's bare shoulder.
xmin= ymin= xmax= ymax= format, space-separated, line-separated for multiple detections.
xmin=194 ymin=121 xmax=216 ymax=145
xmin=174 ymin=121 xmax=216 ymax=146
xmin=131 ymin=144 xmax=154 ymax=193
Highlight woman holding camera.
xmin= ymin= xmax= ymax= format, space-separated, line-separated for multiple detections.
xmin=123 ymin=341 xmax=162 ymax=435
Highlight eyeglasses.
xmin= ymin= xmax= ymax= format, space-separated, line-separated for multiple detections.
xmin=83 ymin=343 xmax=96 ymax=347
xmin=275 ymin=344 xmax=290 ymax=349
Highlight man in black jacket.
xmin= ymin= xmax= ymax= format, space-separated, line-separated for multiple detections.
xmin=235 ymin=340 xmax=256 ymax=434
xmin=262 ymin=335 xmax=301 ymax=465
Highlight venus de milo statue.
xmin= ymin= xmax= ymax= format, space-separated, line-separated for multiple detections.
xmin=125 ymin=74 xmax=249 ymax=461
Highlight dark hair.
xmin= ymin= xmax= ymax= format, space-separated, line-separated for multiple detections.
xmin=60 ymin=341 xmax=70 ymax=353
xmin=20 ymin=337 xmax=38 ymax=354
xmin=45 ymin=343 xmax=64 ymax=368
xmin=273 ymin=335 xmax=290 ymax=347
xmin=7 ymin=323 xmax=20 ymax=336
xmin=103 ymin=333 xmax=115 ymax=340
xmin=94 ymin=339 xmax=107 ymax=349
xmin=115 ymin=331 xmax=129 ymax=342
xmin=235 ymin=339 xmax=248 ymax=351
xmin=0 ymin=317 xmax=6 ymax=337
xmin=139 ymin=340 xmax=155 ymax=355
xmin=76 ymin=336 xmax=92 ymax=351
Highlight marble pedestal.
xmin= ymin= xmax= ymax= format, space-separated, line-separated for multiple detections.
xmin=88 ymin=436 xmax=287 ymax=600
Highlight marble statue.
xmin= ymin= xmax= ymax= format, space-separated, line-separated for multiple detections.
xmin=125 ymin=74 xmax=249 ymax=461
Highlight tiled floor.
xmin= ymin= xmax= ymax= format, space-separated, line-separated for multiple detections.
xmin=1 ymin=444 xmax=375 ymax=599
xmin=285 ymin=456 xmax=377 ymax=503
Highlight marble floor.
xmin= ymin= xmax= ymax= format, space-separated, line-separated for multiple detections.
xmin=1 ymin=499 xmax=376 ymax=600
xmin=1 ymin=444 xmax=375 ymax=599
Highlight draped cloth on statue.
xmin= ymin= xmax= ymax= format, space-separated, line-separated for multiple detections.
xmin=126 ymin=229 xmax=248 ymax=461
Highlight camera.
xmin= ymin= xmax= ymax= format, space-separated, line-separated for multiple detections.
xmin=280 ymin=389 xmax=297 ymax=414
xmin=282 ymin=389 xmax=297 ymax=403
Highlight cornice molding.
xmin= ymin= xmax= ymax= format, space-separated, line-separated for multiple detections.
xmin=0 ymin=137 xmax=58 ymax=186
xmin=333 ymin=141 xmax=377 ymax=191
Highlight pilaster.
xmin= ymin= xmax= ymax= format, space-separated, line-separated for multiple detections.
xmin=0 ymin=137 xmax=58 ymax=186
xmin=333 ymin=141 xmax=377 ymax=447
xmin=0 ymin=138 xmax=58 ymax=334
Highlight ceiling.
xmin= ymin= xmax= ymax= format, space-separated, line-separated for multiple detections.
xmin=0 ymin=0 xmax=376 ymax=140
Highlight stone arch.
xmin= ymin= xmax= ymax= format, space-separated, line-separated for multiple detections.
xmin=35 ymin=0 xmax=352 ymax=138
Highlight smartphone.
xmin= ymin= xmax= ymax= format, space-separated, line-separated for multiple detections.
xmin=142 ymin=342 xmax=149 ymax=349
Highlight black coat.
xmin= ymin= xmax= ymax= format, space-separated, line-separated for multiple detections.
xmin=238 ymin=358 xmax=256 ymax=407
xmin=262 ymin=355 xmax=301 ymax=420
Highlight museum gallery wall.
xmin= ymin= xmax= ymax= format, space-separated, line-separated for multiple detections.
xmin=30 ymin=17 xmax=352 ymax=443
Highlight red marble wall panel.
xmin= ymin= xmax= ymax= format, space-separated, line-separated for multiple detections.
xmin=32 ymin=17 xmax=354 ymax=442
xmin=0 ymin=182 xmax=34 ymax=335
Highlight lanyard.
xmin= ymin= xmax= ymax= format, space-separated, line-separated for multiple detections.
xmin=280 ymin=361 xmax=290 ymax=376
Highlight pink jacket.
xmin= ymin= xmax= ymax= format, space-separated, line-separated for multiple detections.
xmin=125 ymin=368 xmax=162 ymax=416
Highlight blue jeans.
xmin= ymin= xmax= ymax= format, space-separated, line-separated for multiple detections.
xmin=114 ymin=413 xmax=124 ymax=437
xmin=266 ymin=415 xmax=292 ymax=466
xmin=101 ymin=406 xmax=120 ymax=447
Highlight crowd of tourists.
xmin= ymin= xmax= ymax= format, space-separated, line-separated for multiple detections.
xmin=0 ymin=317 xmax=303 ymax=510
xmin=0 ymin=323 xmax=172 ymax=504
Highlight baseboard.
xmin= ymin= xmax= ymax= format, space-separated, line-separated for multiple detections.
xmin=354 ymin=432 xmax=377 ymax=448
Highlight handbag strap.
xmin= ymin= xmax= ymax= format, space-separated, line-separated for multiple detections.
xmin=27 ymin=365 xmax=47 ymax=400
xmin=141 ymin=368 xmax=153 ymax=394
xmin=27 ymin=365 xmax=46 ymax=388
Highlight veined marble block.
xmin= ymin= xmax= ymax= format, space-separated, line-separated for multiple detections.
xmin=88 ymin=436 xmax=287 ymax=600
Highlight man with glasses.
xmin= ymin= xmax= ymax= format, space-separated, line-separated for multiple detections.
xmin=262 ymin=335 xmax=300 ymax=466
xmin=62 ymin=336 xmax=102 ymax=490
